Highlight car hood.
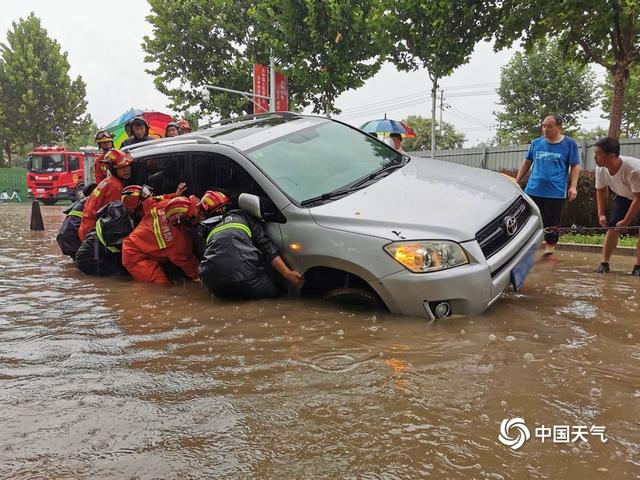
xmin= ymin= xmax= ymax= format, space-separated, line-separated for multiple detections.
xmin=309 ymin=157 xmax=522 ymax=242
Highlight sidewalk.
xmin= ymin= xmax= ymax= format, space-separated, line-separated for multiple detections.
xmin=555 ymin=242 xmax=637 ymax=256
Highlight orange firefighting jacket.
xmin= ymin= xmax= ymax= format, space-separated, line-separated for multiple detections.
xmin=122 ymin=198 xmax=199 ymax=280
xmin=78 ymin=175 xmax=124 ymax=241
xmin=93 ymin=152 xmax=109 ymax=184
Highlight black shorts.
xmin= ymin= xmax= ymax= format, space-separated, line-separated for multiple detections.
xmin=607 ymin=195 xmax=633 ymax=227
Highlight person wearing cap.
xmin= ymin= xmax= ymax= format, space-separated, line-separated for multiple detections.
xmin=78 ymin=149 xmax=134 ymax=241
xmin=121 ymin=195 xmax=200 ymax=284
xmin=121 ymin=116 xmax=152 ymax=148
xmin=198 ymin=191 xmax=305 ymax=299
xmin=93 ymin=130 xmax=115 ymax=184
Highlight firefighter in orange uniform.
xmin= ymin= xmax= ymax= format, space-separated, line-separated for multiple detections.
xmin=93 ymin=130 xmax=115 ymax=184
xmin=78 ymin=149 xmax=134 ymax=241
xmin=121 ymin=195 xmax=200 ymax=284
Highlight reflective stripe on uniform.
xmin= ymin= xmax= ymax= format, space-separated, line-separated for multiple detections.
xmin=150 ymin=207 xmax=167 ymax=249
xmin=95 ymin=219 xmax=121 ymax=253
xmin=68 ymin=210 xmax=83 ymax=218
xmin=206 ymin=222 xmax=252 ymax=244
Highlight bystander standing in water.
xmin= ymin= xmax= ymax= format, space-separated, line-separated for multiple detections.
xmin=593 ymin=137 xmax=640 ymax=276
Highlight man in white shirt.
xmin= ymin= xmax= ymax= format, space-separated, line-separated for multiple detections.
xmin=593 ymin=137 xmax=640 ymax=276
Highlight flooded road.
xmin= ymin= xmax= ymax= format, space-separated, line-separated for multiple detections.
xmin=1 ymin=203 xmax=639 ymax=479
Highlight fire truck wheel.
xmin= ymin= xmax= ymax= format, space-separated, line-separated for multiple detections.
xmin=40 ymin=198 xmax=57 ymax=206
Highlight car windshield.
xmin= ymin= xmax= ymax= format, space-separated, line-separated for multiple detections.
xmin=28 ymin=154 xmax=64 ymax=173
xmin=246 ymin=121 xmax=402 ymax=204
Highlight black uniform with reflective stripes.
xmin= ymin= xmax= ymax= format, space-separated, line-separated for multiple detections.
xmin=199 ymin=209 xmax=280 ymax=299
xmin=74 ymin=201 xmax=133 ymax=276
xmin=120 ymin=135 xmax=152 ymax=148
xmin=56 ymin=199 xmax=86 ymax=258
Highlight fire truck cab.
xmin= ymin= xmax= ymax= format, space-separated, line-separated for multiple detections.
xmin=26 ymin=146 xmax=97 ymax=205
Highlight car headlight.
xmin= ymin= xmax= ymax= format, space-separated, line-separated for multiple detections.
xmin=384 ymin=240 xmax=469 ymax=273
xmin=59 ymin=187 xmax=67 ymax=192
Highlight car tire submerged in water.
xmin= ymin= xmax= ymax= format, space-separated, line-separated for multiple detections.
xmin=40 ymin=198 xmax=57 ymax=206
xmin=323 ymin=287 xmax=385 ymax=311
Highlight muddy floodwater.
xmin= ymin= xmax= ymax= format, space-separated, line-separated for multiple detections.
xmin=0 ymin=203 xmax=639 ymax=479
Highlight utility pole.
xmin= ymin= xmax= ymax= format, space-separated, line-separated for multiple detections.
xmin=431 ymin=79 xmax=438 ymax=160
xmin=269 ymin=49 xmax=276 ymax=113
xmin=439 ymin=89 xmax=444 ymax=130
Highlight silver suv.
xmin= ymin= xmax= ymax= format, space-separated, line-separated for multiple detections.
xmin=125 ymin=113 xmax=543 ymax=318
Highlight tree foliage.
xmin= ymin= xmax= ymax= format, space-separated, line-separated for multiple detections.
xmin=601 ymin=63 xmax=640 ymax=137
xmin=401 ymin=115 xmax=465 ymax=151
xmin=0 ymin=13 xmax=88 ymax=164
xmin=492 ymin=0 xmax=640 ymax=138
xmin=144 ymin=0 xmax=384 ymax=118
xmin=495 ymin=39 xmax=598 ymax=144
xmin=144 ymin=0 xmax=261 ymax=118
xmin=385 ymin=0 xmax=495 ymax=85
xmin=250 ymin=0 xmax=383 ymax=115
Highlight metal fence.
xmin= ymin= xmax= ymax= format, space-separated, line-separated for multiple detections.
xmin=407 ymin=138 xmax=640 ymax=171
xmin=0 ymin=167 xmax=27 ymax=201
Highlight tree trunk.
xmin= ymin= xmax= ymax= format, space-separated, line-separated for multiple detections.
xmin=608 ymin=64 xmax=627 ymax=139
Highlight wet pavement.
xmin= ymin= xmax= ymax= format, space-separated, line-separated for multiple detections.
xmin=1 ymin=203 xmax=639 ymax=479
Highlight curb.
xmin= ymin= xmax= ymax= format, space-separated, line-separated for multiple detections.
xmin=555 ymin=242 xmax=637 ymax=256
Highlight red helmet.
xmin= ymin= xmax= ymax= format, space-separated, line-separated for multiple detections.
xmin=165 ymin=196 xmax=198 ymax=224
xmin=198 ymin=190 xmax=230 ymax=214
xmin=177 ymin=119 xmax=191 ymax=133
xmin=121 ymin=185 xmax=153 ymax=212
xmin=104 ymin=149 xmax=134 ymax=169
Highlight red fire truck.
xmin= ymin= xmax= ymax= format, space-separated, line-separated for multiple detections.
xmin=26 ymin=146 xmax=98 ymax=205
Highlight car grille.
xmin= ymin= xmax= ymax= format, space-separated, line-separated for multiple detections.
xmin=476 ymin=197 xmax=531 ymax=259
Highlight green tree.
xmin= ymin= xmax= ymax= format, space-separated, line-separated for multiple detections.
xmin=601 ymin=63 xmax=640 ymax=137
xmin=493 ymin=0 xmax=640 ymax=139
xmin=251 ymin=0 xmax=384 ymax=115
xmin=384 ymin=0 xmax=496 ymax=152
xmin=144 ymin=0 xmax=384 ymax=117
xmin=495 ymin=39 xmax=598 ymax=144
xmin=65 ymin=115 xmax=98 ymax=151
xmin=0 ymin=13 xmax=88 ymax=164
xmin=401 ymin=115 xmax=465 ymax=151
xmin=572 ymin=126 xmax=610 ymax=141
xmin=144 ymin=0 xmax=261 ymax=118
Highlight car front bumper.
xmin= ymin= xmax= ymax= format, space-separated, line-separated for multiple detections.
xmin=371 ymin=215 xmax=543 ymax=318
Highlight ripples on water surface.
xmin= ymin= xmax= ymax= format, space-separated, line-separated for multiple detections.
xmin=0 ymin=204 xmax=639 ymax=478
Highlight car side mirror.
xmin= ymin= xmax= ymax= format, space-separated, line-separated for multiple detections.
xmin=238 ymin=193 xmax=262 ymax=219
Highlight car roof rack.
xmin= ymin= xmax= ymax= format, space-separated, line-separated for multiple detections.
xmin=122 ymin=134 xmax=218 ymax=153
xmin=199 ymin=111 xmax=302 ymax=130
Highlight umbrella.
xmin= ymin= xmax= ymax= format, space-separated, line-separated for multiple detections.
xmin=103 ymin=109 xmax=174 ymax=148
xmin=360 ymin=117 xmax=417 ymax=138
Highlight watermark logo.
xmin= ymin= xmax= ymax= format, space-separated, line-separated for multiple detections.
xmin=498 ymin=418 xmax=608 ymax=450
xmin=499 ymin=417 xmax=530 ymax=450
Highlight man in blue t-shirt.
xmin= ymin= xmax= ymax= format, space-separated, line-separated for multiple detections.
xmin=515 ymin=114 xmax=581 ymax=256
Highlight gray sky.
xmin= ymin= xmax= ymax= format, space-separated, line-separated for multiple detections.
xmin=2 ymin=1 xmax=608 ymax=146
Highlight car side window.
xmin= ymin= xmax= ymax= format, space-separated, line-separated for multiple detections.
xmin=134 ymin=153 xmax=189 ymax=195
xmin=191 ymin=152 xmax=266 ymax=208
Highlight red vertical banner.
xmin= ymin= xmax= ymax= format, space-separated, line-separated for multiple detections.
xmin=253 ymin=64 xmax=269 ymax=114
xmin=275 ymin=72 xmax=288 ymax=112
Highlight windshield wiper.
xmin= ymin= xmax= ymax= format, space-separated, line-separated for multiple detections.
xmin=300 ymin=158 xmax=408 ymax=207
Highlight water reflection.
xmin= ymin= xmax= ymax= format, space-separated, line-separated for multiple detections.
xmin=0 ymin=204 xmax=639 ymax=478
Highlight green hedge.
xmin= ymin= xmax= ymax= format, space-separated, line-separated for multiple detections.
xmin=0 ymin=167 xmax=27 ymax=201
